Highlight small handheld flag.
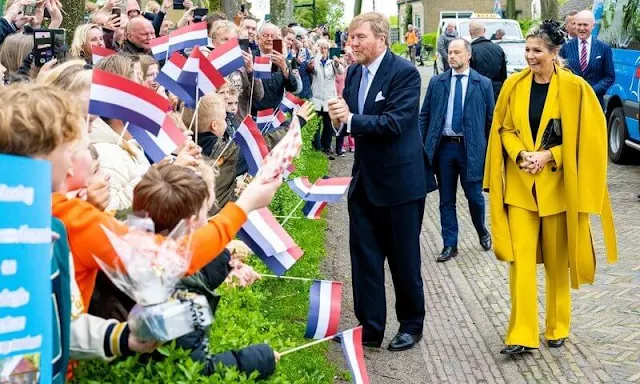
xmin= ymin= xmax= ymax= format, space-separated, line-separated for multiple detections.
xmin=254 ymin=56 xmax=272 ymax=79
xmin=128 ymin=116 xmax=186 ymax=163
xmin=155 ymin=52 xmax=196 ymax=107
xmin=89 ymin=70 xmax=170 ymax=135
xmin=278 ymin=92 xmax=305 ymax=112
xmin=305 ymin=280 xmax=343 ymax=339
xmin=234 ymin=115 xmax=269 ymax=176
xmin=287 ymin=177 xmax=313 ymax=199
xmin=256 ymin=109 xmax=274 ymax=131
xmin=208 ymin=38 xmax=245 ymax=76
xmin=149 ymin=35 xmax=170 ymax=61
xmin=91 ymin=45 xmax=116 ymax=65
xmin=302 ymin=201 xmax=327 ymax=219
xmin=168 ymin=22 xmax=209 ymax=55
xmin=340 ymin=327 xmax=370 ymax=384
xmin=306 ymin=177 xmax=352 ymax=202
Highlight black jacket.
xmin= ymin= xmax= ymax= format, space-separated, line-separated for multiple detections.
xmin=119 ymin=39 xmax=149 ymax=55
xmin=0 ymin=18 xmax=17 ymax=46
xmin=470 ymin=37 xmax=507 ymax=101
xmin=251 ymin=50 xmax=298 ymax=114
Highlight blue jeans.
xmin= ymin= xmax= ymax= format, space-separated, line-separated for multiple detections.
xmin=435 ymin=140 xmax=487 ymax=247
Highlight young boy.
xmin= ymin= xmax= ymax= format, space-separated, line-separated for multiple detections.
xmin=0 ymin=84 xmax=156 ymax=383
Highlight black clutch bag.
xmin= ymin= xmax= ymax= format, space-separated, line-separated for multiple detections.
xmin=541 ymin=119 xmax=562 ymax=149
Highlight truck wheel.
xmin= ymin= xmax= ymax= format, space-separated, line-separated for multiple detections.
xmin=608 ymin=107 xmax=635 ymax=164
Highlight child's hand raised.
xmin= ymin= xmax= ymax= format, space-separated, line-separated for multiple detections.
xmin=296 ymin=101 xmax=316 ymax=122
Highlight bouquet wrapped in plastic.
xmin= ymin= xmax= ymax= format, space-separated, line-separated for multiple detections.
xmin=95 ymin=215 xmax=213 ymax=342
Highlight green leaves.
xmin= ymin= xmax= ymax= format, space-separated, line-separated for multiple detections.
xmin=71 ymin=116 xmax=341 ymax=383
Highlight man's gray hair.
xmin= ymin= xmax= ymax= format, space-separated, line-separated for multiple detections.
xmin=450 ymin=37 xmax=472 ymax=54
xmin=259 ymin=22 xmax=279 ymax=35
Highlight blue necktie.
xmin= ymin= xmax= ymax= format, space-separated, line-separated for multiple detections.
xmin=452 ymin=74 xmax=464 ymax=134
xmin=358 ymin=66 xmax=369 ymax=114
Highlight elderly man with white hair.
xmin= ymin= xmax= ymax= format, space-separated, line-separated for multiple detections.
xmin=251 ymin=22 xmax=299 ymax=115
xmin=559 ymin=9 xmax=615 ymax=106
xmin=437 ymin=21 xmax=458 ymax=71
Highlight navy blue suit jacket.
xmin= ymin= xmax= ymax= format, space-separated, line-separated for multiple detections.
xmin=343 ymin=50 xmax=435 ymax=206
xmin=419 ymin=68 xmax=495 ymax=183
xmin=560 ymin=38 xmax=615 ymax=103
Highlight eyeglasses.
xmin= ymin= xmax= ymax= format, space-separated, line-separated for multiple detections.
xmin=260 ymin=33 xmax=278 ymax=40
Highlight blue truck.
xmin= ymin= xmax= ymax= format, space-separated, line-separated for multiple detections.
xmin=595 ymin=0 xmax=640 ymax=163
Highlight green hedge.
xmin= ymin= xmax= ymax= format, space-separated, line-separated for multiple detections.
xmin=422 ymin=32 xmax=437 ymax=48
xmin=519 ymin=19 xmax=536 ymax=36
xmin=72 ymin=117 xmax=345 ymax=383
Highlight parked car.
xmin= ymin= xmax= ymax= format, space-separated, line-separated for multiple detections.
xmin=494 ymin=39 xmax=528 ymax=75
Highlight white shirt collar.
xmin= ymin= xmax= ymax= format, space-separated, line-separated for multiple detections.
xmin=452 ymin=67 xmax=471 ymax=77
xmin=580 ymin=35 xmax=592 ymax=45
xmin=363 ymin=49 xmax=387 ymax=77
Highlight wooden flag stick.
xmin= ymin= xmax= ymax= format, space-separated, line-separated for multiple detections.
xmin=281 ymin=199 xmax=305 ymax=226
xmin=279 ymin=334 xmax=336 ymax=357
xmin=213 ymin=139 xmax=234 ymax=164
xmin=272 ymin=216 xmax=305 ymax=220
xmin=117 ymin=122 xmax=129 ymax=146
xmin=247 ymin=75 xmax=256 ymax=117
xmin=260 ymin=274 xmax=335 ymax=283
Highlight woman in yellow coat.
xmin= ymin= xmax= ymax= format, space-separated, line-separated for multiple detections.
xmin=483 ymin=20 xmax=618 ymax=355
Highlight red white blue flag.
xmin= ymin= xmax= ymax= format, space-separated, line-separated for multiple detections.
xmin=128 ymin=116 xmax=186 ymax=163
xmin=256 ymin=108 xmax=274 ymax=130
xmin=195 ymin=47 xmax=226 ymax=95
xmin=234 ymin=115 xmax=269 ymax=175
xmin=287 ymin=177 xmax=313 ymax=199
xmin=258 ymin=246 xmax=304 ymax=276
xmin=254 ymin=56 xmax=272 ymax=79
xmin=302 ymin=201 xmax=327 ymax=219
xmin=208 ymin=38 xmax=245 ymax=76
xmin=149 ymin=34 xmax=170 ymax=61
xmin=271 ymin=109 xmax=287 ymax=130
xmin=91 ymin=45 xmax=116 ymax=65
xmin=278 ymin=92 xmax=305 ymax=112
xmin=340 ymin=327 xmax=370 ymax=384
xmin=89 ymin=70 xmax=169 ymax=135
xmin=304 ymin=280 xmax=342 ymax=339
xmin=306 ymin=177 xmax=352 ymax=202
xmin=155 ymin=52 xmax=196 ymax=107
xmin=168 ymin=22 xmax=209 ymax=55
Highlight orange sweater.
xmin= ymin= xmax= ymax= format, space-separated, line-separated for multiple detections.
xmin=52 ymin=193 xmax=247 ymax=309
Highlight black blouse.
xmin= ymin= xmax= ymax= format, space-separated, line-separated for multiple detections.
xmin=529 ymin=79 xmax=550 ymax=141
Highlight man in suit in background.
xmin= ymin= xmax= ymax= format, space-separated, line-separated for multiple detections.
xmin=469 ymin=20 xmax=507 ymax=101
xmin=419 ymin=38 xmax=494 ymax=263
xmin=328 ymin=12 xmax=436 ymax=352
xmin=560 ymin=10 xmax=615 ymax=107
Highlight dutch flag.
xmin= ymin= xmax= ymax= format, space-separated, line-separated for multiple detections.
xmin=256 ymin=109 xmax=274 ymax=130
xmin=168 ymin=22 xmax=209 ymax=55
xmin=149 ymin=35 xmax=170 ymax=61
xmin=155 ymin=52 xmax=196 ymax=107
xmin=91 ymin=45 xmax=116 ymax=65
xmin=89 ymin=70 xmax=170 ymax=135
xmin=278 ymin=92 xmax=305 ymax=112
xmin=258 ymin=246 xmax=304 ymax=276
xmin=271 ymin=109 xmax=288 ymax=130
xmin=196 ymin=47 xmax=226 ymax=95
xmin=254 ymin=56 xmax=272 ymax=79
xmin=128 ymin=116 xmax=186 ymax=163
xmin=287 ymin=177 xmax=313 ymax=199
xmin=208 ymin=38 xmax=245 ymax=76
xmin=304 ymin=280 xmax=343 ymax=339
xmin=306 ymin=177 xmax=352 ymax=203
xmin=234 ymin=115 xmax=269 ymax=175
xmin=302 ymin=201 xmax=327 ymax=220
xmin=339 ymin=327 xmax=371 ymax=384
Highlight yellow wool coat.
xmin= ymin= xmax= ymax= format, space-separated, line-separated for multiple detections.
xmin=483 ymin=66 xmax=618 ymax=289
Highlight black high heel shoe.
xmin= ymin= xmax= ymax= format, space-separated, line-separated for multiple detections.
xmin=548 ymin=338 xmax=566 ymax=348
xmin=500 ymin=345 xmax=537 ymax=355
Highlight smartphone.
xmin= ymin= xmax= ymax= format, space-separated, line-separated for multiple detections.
xmin=111 ymin=8 xmax=121 ymax=17
xmin=23 ymin=4 xmax=37 ymax=16
xmin=193 ymin=8 xmax=207 ymax=22
xmin=33 ymin=30 xmax=54 ymax=67
xmin=239 ymin=38 xmax=250 ymax=52
xmin=273 ymin=39 xmax=283 ymax=54
xmin=51 ymin=29 xmax=66 ymax=62
xmin=329 ymin=47 xmax=341 ymax=59
xmin=173 ymin=0 xmax=185 ymax=10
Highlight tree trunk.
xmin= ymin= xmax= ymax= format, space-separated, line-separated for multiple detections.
xmin=61 ymin=0 xmax=86 ymax=45
xmin=353 ymin=0 xmax=362 ymax=17
xmin=271 ymin=0 xmax=293 ymax=26
xmin=541 ymin=0 xmax=559 ymax=21
xmin=222 ymin=0 xmax=240 ymax=18
xmin=507 ymin=0 xmax=516 ymax=19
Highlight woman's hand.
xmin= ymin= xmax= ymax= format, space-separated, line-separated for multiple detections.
xmin=296 ymin=101 xmax=316 ymax=122
xmin=46 ymin=0 xmax=63 ymax=29
xmin=518 ymin=150 xmax=553 ymax=175
xmin=242 ymin=50 xmax=253 ymax=73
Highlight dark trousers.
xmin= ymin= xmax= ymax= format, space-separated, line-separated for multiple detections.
xmin=435 ymin=140 xmax=487 ymax=247
xmin=317 ymin=111 xmax=334 ymax=152
xmin=348 ymin=181 xmax=426 ymax=340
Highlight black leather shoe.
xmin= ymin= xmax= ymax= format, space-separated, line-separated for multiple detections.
xmin=437 ymin=247 xmax=458 ymax=262
xmin=388 ymin=332 xmax=422 ymax=351
xmin=500 ymin=345 xmax=537 ymax=355
xmin=548 ymin=338 xmax=566 ymax=348
xmin=480 ymin=234 xmax=492 ymax=251
xmin=333 ymin=334 xmax=382 ymax=348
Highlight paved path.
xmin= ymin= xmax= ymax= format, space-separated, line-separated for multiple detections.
xmin=324 ymin=65 xmax=640 ymax=383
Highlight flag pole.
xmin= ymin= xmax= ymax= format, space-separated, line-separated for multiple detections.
xmin=279 ymin=334 xmax=336 ymax=356
xmin=260 ymin=274 xmax=337 ymax=283
xmin=117 ymin=122 xmax=129 ymax=146
xmin=272 ymin=215 xmax=305 ymax=220
xmin=213 ymin=139 xmax=234 ymax=165
xmin=281 ymin=198 xmax=305 ymax=226
xmin=247 ymin=74 xmax=255 ymax=118
xmin=194 ymin=91 xmax=200 ymax=145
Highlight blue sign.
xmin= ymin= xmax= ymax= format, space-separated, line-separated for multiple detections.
xmin=0 ymin=154 xmax=52 ymax=383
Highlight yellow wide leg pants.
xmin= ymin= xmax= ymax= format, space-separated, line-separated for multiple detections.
xmin=505 ymin=205 xmax=571 ymax=348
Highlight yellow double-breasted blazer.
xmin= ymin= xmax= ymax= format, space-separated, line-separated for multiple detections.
xmin=483 ymin=66 xmax=618 ymax=289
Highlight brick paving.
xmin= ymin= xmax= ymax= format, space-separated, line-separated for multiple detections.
xmin=323 ymin=65 xmax=640 ymax=383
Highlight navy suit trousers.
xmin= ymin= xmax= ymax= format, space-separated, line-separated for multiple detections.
xmin=435 ymin=140 xmax=487 ymax=247
xmin=348 ymin=181 xmax=426 ymax=340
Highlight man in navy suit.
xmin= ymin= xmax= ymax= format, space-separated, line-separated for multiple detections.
xmin=560 ymin=10 xmax=615 ymax=107
xmin=328 ymin=12 xmax=436 ymax=352
xmin=419 ymin=38 xmax=494 ymax=263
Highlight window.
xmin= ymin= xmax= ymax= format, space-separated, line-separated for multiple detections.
xmin=415 ymin=14 xmax=421 ymax=30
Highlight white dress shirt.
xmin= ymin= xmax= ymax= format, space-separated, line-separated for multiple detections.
xmin=344 ymin=50 xmax=387 ymax=134
xmin=443 ymin=67 xmax=470 ymax=137
xmin=578 ymin=35 xmax=592 ymax=66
